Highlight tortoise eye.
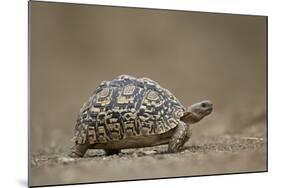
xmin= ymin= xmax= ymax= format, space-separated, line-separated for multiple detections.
xmin=201 ymin=103 xmax=207 ymax=108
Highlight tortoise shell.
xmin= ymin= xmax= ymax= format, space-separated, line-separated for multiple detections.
xmin=74 ymin=75 xmax=186 ymax=145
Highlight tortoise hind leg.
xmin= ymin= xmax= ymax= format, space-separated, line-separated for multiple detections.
xmin=104 ymin=149 xmax=121 ymax=155
xmin=168 ymin=121 xmax=191 ymax=153
xmin=69 ymin=143 xmax=89 ymax=158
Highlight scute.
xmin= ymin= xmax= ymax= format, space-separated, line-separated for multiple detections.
xmin=74 ymin=75 xmax=186 ymax=145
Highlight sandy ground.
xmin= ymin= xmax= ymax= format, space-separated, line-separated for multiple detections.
xmin=29 ymin=2 xmax=267 ymax=187
xmin=30 ymin=135 xmax=266 ymax=186
xmin=30 ymin=117 xmax=267 ymax=186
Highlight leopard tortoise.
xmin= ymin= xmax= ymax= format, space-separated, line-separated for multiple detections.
xmin=69 ymin=75 xmax=213 ymax=157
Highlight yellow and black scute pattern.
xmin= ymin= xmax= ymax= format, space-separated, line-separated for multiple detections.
xmin=74 ymin=75 xmax=186 ymax=145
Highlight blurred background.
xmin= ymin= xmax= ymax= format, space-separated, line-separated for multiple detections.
xmin=30 ymin=1 xmax=267 ymax=186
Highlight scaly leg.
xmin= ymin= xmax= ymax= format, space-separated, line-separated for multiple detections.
xmin=69 ymin=143 xmax=89 ymax=158
xmin=168 ymin=121 xmax=191 ymax=153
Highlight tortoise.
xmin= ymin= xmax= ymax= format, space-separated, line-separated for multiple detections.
xmin=69 ymin=75 xmax=213 ymax=157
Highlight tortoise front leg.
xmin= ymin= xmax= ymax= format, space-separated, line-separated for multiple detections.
xmin=69 ymin=143 xmax=89 ymax=158
xmin=168 ymin=121 xmax=191 ymax=153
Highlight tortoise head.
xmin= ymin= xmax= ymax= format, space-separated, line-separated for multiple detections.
xmin=181 ymin=100 xmax=213 ymax=124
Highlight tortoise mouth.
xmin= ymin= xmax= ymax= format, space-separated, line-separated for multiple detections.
xmin=205 ymin=107 xmax=213 ymax=115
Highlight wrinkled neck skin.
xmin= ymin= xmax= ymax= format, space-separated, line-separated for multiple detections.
xmin=180 ymin=112 xmax=201 ymax=124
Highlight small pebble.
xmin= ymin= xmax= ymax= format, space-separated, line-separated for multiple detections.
xmin=142 ymin=150 xmax=157 ymax=155
xmin=58 ymin=157 xmax=75 ymax=164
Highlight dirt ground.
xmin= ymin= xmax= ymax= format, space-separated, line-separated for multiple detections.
xmin=30 ymin=115 xmax=267 ymax=186
xmin=29 ymin=2 xmax=267 ymax=187
xmin=30 ymin=135 xmax=267 ymax=186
